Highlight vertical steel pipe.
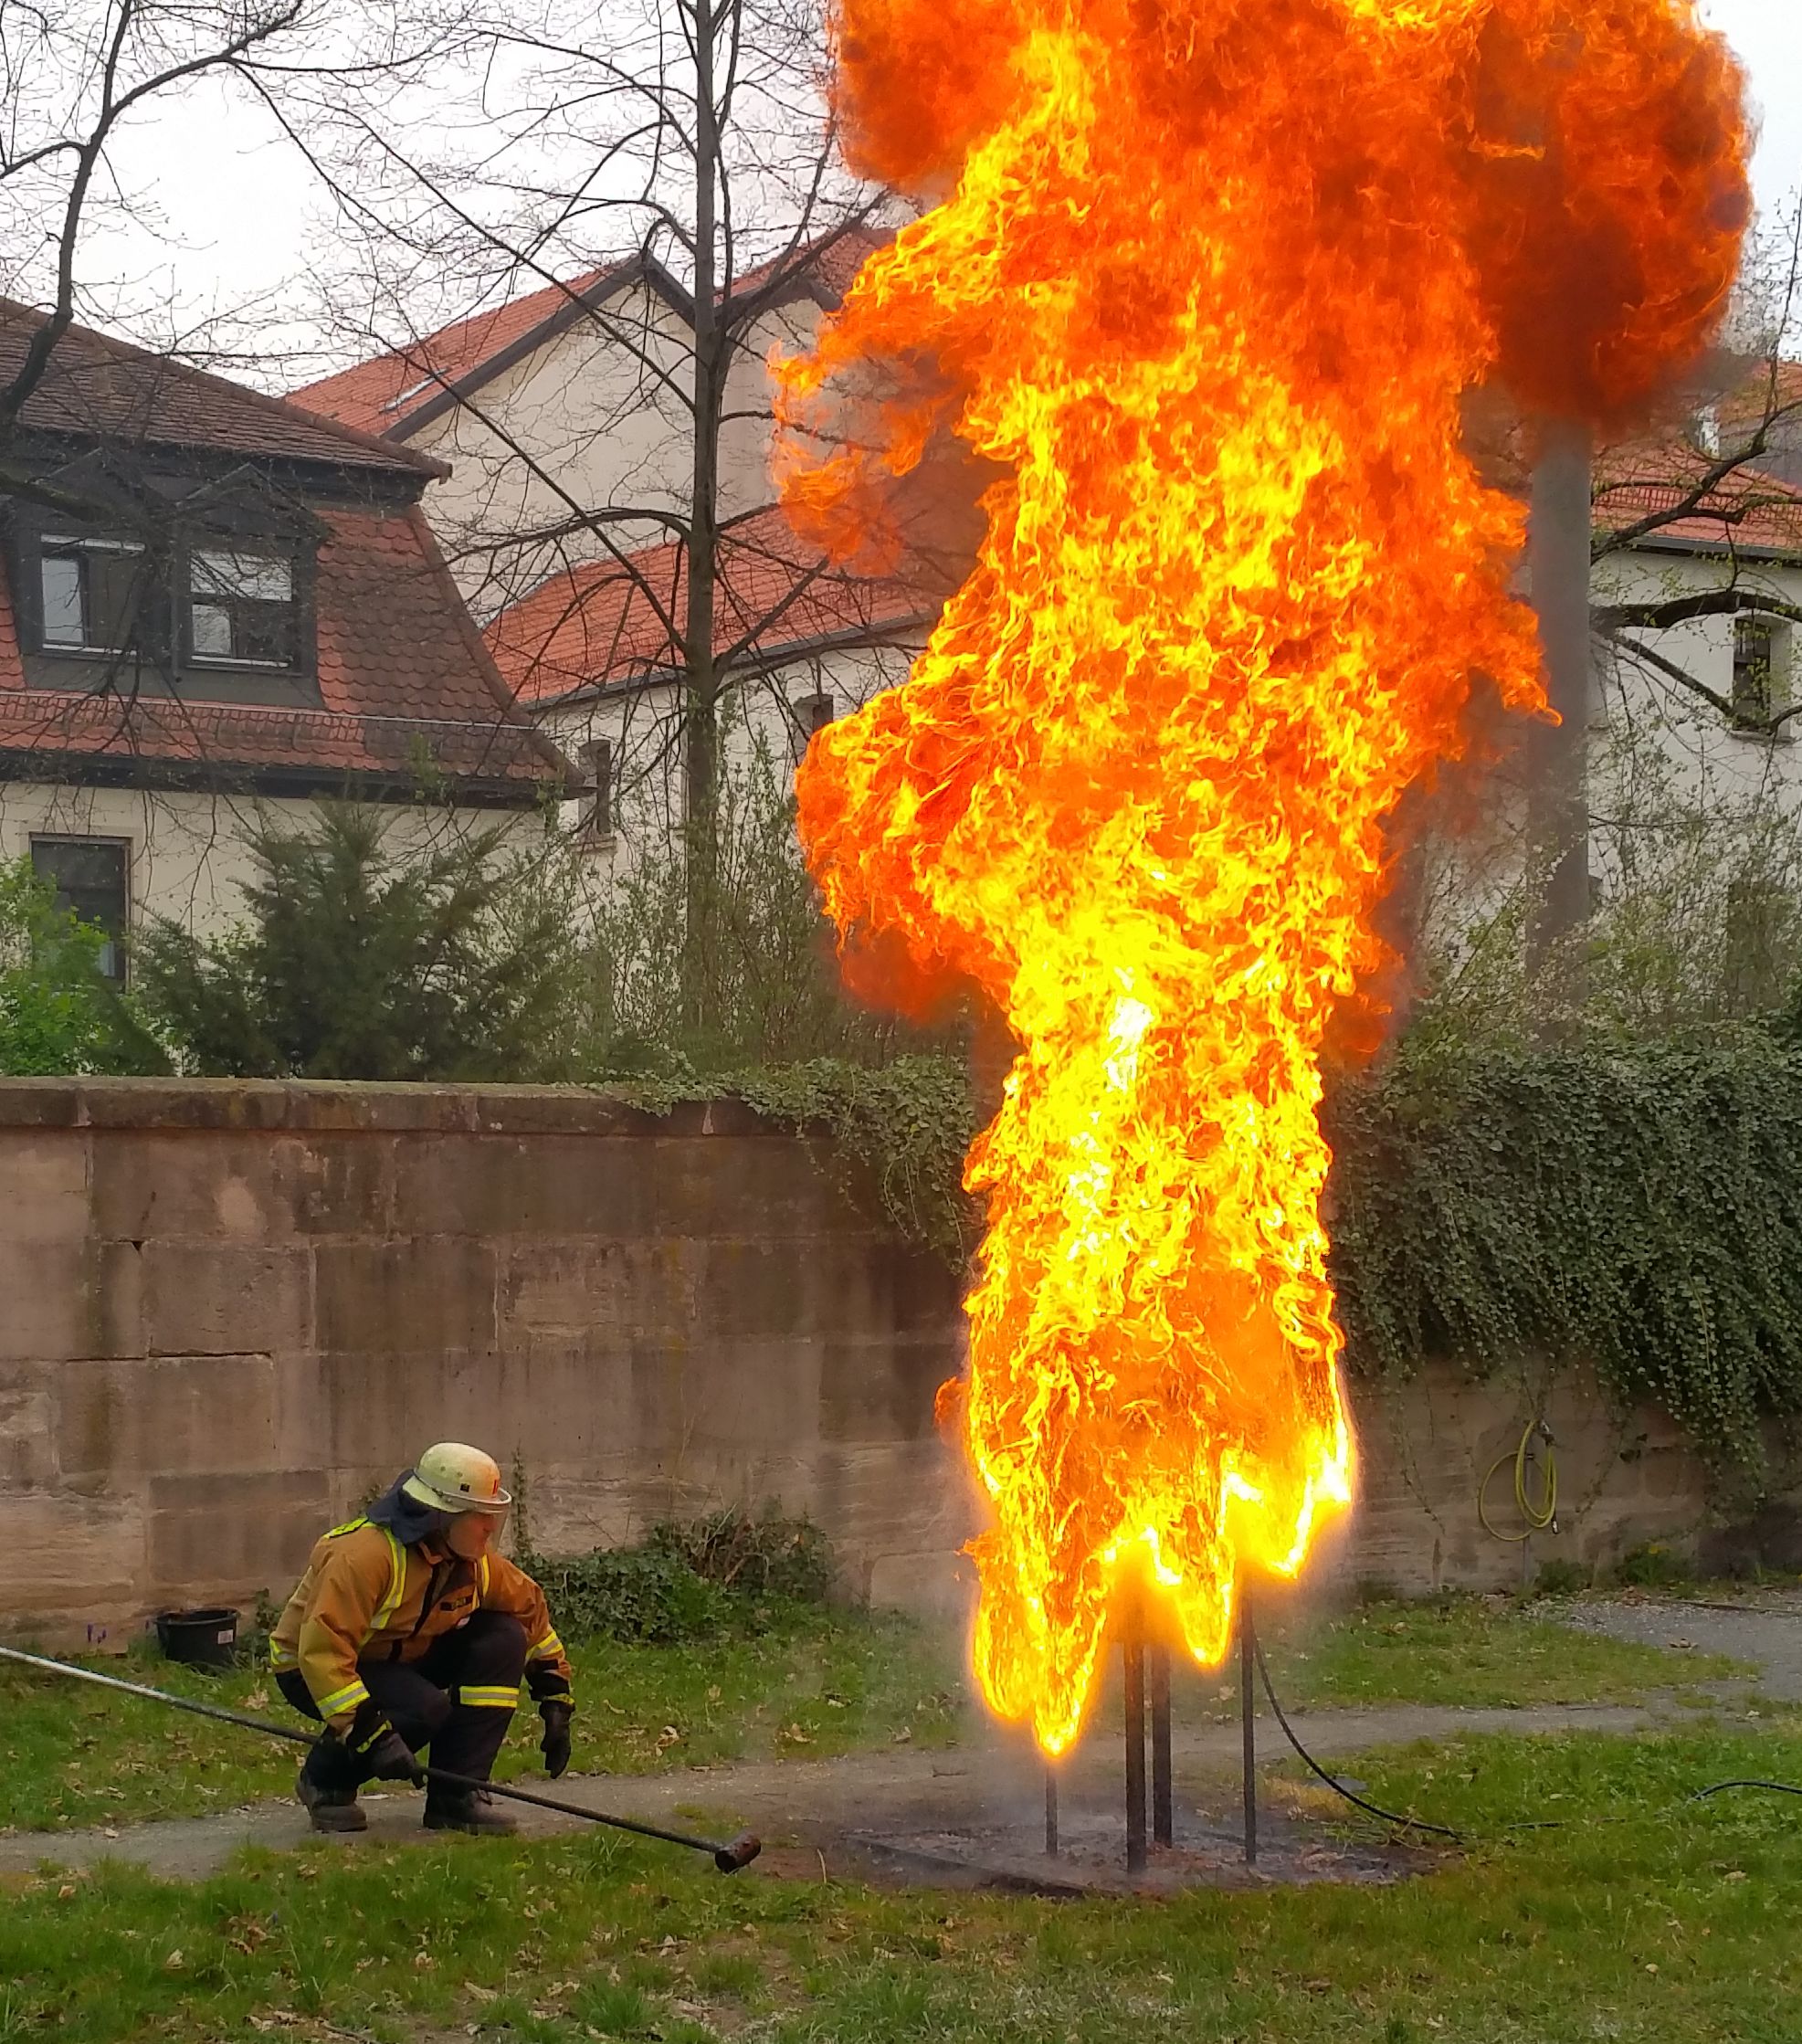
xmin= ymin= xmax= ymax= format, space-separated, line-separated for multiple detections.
xmin=1045 ymin=1764 xmax=1059 ymax=1859
xmin=1149 ymin=1643 xmax=1174 ymax=1848
xmin=1123 ymin=1630 xmax=1148 ymax=1874
xmin=1239 ymin=1587 xmax=1258 ymax=1867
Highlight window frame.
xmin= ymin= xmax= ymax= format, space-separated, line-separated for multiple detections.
xmin=9 ymin=511 xmax=321 ymax=706
xmin=1731 ymin=613 xmax=1792 ymax=733
xmin=787 ymin=689 xmax=837 ymax=765
xmin=182 ymin=543 xmax=303 ymax=673
xmin=28 ymin=834 xmax=132 ymax=985
xmin=34 ymin=530 xmax=172 ymax=664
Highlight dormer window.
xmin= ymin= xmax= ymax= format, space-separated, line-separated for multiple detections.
xmin=40 ymin=535 xmax=161 ymax=655
xmin=187 ymin=548 xmax=297 ymax=668
xmin=16 ymin=513 xmax=317 ymax=705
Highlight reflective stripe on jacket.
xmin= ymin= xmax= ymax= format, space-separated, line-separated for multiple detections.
xmin=269 ymin=1516 xmax=574 ymax=1732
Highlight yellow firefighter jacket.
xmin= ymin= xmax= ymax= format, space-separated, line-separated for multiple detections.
xmin=270 ymin=1516 xmax=574 ymax=1732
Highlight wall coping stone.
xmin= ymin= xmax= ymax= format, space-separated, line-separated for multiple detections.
xmin=0 ymin=1078 xmax=790 ymax=1140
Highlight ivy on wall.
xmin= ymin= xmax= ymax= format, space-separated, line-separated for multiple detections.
xmin=1326 ymin=1033 xmax=1802 ymax=1484
xmin=733 ymin=1056 xmax=981 ymax=1265
xmin=723 ymin=1034 xmax=1802 ymax=1489
xmin=602 ymin=1051 xmax=983 ymax=1265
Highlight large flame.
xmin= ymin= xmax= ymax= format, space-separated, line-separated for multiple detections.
xmin=778 ymin=0 xmax=1746 ymax=1753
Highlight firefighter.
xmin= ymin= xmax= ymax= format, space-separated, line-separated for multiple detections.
xmin=271 ymin=1442 xmax=574 ymax=1835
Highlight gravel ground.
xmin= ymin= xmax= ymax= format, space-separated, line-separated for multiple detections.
xmin=1547 ymin=1586 xmax=1802 ymax=1699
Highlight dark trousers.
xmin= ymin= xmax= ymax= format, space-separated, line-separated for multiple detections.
xmin=280 ymin=1611 xmax=527 ymax=1795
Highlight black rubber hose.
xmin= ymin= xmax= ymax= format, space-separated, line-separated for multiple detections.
xmin=1253 ymin=1638 xmax=1462 ymax=1841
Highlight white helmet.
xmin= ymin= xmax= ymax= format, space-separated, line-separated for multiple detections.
xmin=401 ymin=1442 xmax=511 ymax=1516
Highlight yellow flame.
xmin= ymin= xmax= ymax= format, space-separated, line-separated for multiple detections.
xmin=779 ymin=0 xmax=1747 ymax=1753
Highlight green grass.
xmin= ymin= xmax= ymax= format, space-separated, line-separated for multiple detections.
xmin=0 ymin=1592 xmax=1745 ymax=1835
xmin=1259 ymin=1592 xmax=1748 ymax=1712
xmin=0 ymin=1611 xmax=964 ymax=1833
xmin=2 ymin=1715 xmax=1800 ymax=2041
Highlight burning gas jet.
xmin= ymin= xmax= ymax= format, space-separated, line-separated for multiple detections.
xmin=778 ymin=0 xmax=1747 ymax=1754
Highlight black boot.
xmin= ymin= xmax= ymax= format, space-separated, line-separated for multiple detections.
xmin=296 ymin=1766 xmax=368 ymax=1834
xmin=423 ymin=1786 xmax=518 ymax=1837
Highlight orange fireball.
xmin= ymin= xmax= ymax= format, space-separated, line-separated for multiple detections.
xmin=779 ymin=0 xmax=1747 ymax=1753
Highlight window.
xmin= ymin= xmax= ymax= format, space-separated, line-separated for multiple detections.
xmin=1733 ymin=615 xmax=1789 ymax=729
xmin=789 ymin=690 xmax=837 ymax=764
xmin=578 ymin=738 xmax=614 ymax=837
xmin=186 ymin=549 xmax=297 ymax=668
xmin=39 ymin=536 xmax=154 ymax=655
xmin=30 ymin=838 xmax=130 ymax=982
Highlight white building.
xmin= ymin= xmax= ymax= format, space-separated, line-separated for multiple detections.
xmin=0 ymin=300 xmax=566 ymax=964
xmin=295 ymin=270 xmax=1802 ymax=895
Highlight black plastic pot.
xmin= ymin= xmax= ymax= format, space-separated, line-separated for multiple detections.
xmin=154 ymin=1607 xmax=240 ymax=1671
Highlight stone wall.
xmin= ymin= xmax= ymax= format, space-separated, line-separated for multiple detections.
xmin=0 ymin=1079 xmax=1742 ymax=1644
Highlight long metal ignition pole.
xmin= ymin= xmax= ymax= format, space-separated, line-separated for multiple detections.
xmin=0 ymin=1644 xmax=762 ymax=1872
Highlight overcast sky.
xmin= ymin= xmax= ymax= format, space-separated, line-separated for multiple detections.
xmin=75 ymin=0 xmax=1802 ymax=382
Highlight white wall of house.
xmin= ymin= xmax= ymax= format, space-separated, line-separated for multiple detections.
xmin=0 ymin=781 xmax=544 ymax=952
xmin=718 ymin=295 xmax=826 ymax=521
xmin=537 ymin=639 xmax=916 ymax=876
xmin=1595 ymin=543 xmax=1802 ymax=820
xmin=407 ymin=284 xmax=830 ymax=621
xmin=406 ymin=280 xmax=695 ymax=619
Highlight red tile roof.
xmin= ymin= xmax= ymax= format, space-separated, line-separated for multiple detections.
xmin=289 ymin=264 xmax=629 ymax=438
xmin=724 ymin=226 xmax=886 ymax=307
xmin=1593 ymin=439 xmax=1802 ymax=557
xmin=293 ymin=229 xmax=889 ymax=441
xmin=484 ymin=502 xmax=935 ymax=706
xmin=0 ymin=300 xmax=439 ymax=477
xmin=0 ymin=504 xmax=564 ymax=793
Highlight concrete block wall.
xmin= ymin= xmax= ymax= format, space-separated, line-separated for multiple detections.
xmin=0 ymin=1078 xmax=1748 ymax=1643
xmin=0 ymin=1080 xmax=971 ymax=1642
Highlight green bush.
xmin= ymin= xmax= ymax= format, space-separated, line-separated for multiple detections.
xmin=645 ymin=1506 xmax=837 ymax=1607
xmin=522 ymin=1510 xmax=837 ymax=1646
xmin=1527 ymin=1559 xmax=1594 ymax=1597
xmin=1614 ymin=1542 xmax=1696 ymax=1588
xmin=0 ymin=858 xmax=166 ymax=1077
xmin=132 ymin=803 xmax=581 ymax=1082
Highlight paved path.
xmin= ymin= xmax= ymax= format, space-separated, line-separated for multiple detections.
xmin=0 ymin=1694 xmax=1705 ymax=1884
xmin=1548 ymin=1586 xmax=1802 ymax=1700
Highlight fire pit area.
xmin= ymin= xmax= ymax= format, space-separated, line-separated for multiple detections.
xmin=838 ymin=1596 xmax=1448 ymax=1898
xmin=849 ymin=1806 xmax=1435 ymax=1900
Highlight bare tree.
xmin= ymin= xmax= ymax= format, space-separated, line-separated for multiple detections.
xmin=279 ymin=0 xmax=968 ymax=1028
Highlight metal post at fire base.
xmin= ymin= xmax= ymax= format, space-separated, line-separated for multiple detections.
xmin=1123 ymin=1626 xmax=1149 ymax=1874
xmin=1239 ymin=1586 xmax=1259 ymax=1868
xmin=1045 ymin=1764 xmax=1059 ymax=1860
xmin=1149 ymin=1643 xmax=1174 ymax=1848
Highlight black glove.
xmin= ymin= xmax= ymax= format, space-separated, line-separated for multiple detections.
xmin=539 ymin=1699 xmax=574 ymax=1779
xmin=352 ymin=1721 xmax=425 ymax=1785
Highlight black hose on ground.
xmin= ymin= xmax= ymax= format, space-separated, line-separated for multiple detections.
xmin=1252 ymin=1638 xmax=1462 ymax=1841
xmin=1252 ymin=1643 xmax=1802 ymax=1842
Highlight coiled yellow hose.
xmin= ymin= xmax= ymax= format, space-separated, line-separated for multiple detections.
xmin=1478 ymin=1419 xmax=1558 ymax=1543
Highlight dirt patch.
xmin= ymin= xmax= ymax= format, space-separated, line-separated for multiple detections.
xmin=846 ymin=1804 xmax=1441 ymax=1896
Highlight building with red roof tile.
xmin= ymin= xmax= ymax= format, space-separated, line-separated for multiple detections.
xmin=290 ymin=227 xmax=892 ymax=628
xmin=292 ymin=226 xmax=930 ymax=857
xmin=299 ymin=215 xmax=1802 ymax=885
xmin=0 ymin=300 xmax=569 ymax=964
